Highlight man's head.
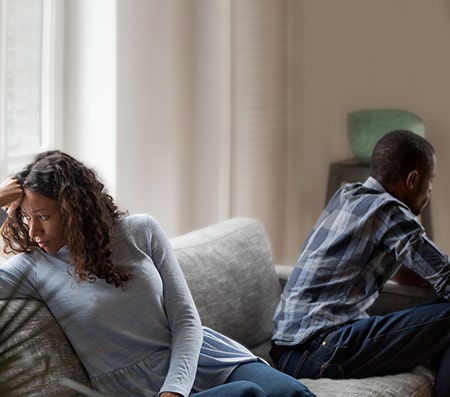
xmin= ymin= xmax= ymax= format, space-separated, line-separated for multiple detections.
xmin=370 ymin=129 xmax=436 ymax=215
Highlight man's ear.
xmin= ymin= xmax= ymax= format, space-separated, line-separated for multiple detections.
xmin=405 ymin=170 xmax=419 ymax=190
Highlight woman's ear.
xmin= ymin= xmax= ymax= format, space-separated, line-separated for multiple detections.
xmin=405 ymin=170 xmax=419 ymax=190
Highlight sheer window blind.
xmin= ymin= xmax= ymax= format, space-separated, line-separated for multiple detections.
xmin=231 ymin=0 xmax=288 ymax=262
xmin=0 ymin=0 xmax=58 ymax=178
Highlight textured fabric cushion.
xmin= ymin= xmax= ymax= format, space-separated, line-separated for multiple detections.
xmin=172 ymin=217 xmax=281 ymax=360
xmin=0 ymin=299 xmax=90 ymax=397
xmin=299 ymin=366 xmax=435 ymax=397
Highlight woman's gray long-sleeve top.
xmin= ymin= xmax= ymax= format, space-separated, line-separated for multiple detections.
xmin=0 ymin=214 xmax=258 ymax=396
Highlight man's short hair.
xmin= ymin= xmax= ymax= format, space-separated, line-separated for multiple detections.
xmin=370 ymin=130 xmax=435 ymax=185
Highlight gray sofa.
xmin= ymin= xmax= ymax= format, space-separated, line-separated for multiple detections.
xmin=0 ymin=217 xmax=437 ymax=396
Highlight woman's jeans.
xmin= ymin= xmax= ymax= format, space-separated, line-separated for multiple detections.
xmin=191 ymin=362 xmax=316 ymax=397
xmin=275 ymin=299 xmax=450 ymax=397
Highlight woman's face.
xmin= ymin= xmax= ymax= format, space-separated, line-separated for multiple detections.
xmin=20 ymin=189 xmax=66 ymax=254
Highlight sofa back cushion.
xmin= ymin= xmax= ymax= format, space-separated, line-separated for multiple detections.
xmin=171 ymin=217 xmax=281 ymax=360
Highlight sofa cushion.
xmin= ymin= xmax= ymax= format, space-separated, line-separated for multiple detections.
xmin=0 ymin=299 xmax=90 ymax=397
xmin=299 ymin=366 xmax=434 ymax=397
xmin=172 ymin=218 xmax=281 ymax=360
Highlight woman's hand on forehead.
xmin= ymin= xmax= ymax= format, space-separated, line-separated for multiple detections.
xmin=0 ymin=177 xmax=24 ymax=217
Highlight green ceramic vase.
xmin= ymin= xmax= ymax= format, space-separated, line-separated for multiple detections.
xmin=347 ymin=109 xmax=426 ymax=165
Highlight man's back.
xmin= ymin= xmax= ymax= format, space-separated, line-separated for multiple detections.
xmin=272 ymin=177 xmax=426 ymax=346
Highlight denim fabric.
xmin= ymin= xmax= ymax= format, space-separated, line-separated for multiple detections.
xmin=192 ymin=362 xmax=316 ymax=397
xmin=191 ymin=381 xmax=267 ymax=397
xmin=277 ymin=299 xmax=450 ymax=397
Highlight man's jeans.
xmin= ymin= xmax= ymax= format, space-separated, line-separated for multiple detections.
xmin=276 ymin=299 xmax=450 ymax=397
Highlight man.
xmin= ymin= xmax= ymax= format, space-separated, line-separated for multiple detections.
xmin=271 ymin=130 xmax=450 ymax=397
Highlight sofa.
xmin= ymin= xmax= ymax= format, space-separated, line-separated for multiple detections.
xmin=0 ymin=217 xmax=438 ymax=396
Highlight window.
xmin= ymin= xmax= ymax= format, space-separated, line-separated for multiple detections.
xmin=0 ymin=0 xmax=60 ymax=179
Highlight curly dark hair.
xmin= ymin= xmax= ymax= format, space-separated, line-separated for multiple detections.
xmin=1 ymin=150 xmax=132 ymax=287
xmin=370 ymin=130 xmax=435 ymax=187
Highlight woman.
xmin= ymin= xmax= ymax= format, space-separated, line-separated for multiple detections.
xmin=0 ymin=151 xmax=315 ymax=397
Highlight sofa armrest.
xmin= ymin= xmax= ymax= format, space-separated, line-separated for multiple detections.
xmin=368 ymin=280 xmax=438 ymax=315
xmin=0 ymin=299 xmax=90 ymax=396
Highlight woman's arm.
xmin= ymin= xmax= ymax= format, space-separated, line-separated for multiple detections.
xmin=0 ymin=253 xmax=38 ymax=299
xmin=145 ymin=216 xmax=203 ymax=397
xmin=0 ymin=177 xmax=23 ymax=217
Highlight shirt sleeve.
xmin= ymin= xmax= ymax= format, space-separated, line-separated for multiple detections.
xmin=381 ymin=205 xmax=450 ymax=299
xmin=144 ymin=216 xmax=203 ymax=397
xmin=0 ymin=209 xmax=39 ymax=298
xmin=402 ymin=234 xmax=450 ymax=298
xmin=0 ymin=254 xmax=38 ymax=299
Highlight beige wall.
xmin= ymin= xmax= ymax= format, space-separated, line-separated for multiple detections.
xmin=65 ymin=0 xmax=292 ymax=260
xmin=285 ymin=0 xmax=450 ymax=263
xmin=63 ymin=0 xmax=450 ymax=266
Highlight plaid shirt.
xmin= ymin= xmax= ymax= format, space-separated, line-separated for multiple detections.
xmin=272 ymin=177 xmax=450 ymax=346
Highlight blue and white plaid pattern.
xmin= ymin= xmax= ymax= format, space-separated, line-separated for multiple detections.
xmin=272 ymin=177 xmax=449 ymax=346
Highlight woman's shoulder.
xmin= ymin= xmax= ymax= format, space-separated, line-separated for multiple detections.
xmin=3 ymin=251 xmax=39 ymax=267
xmin=116 ymin=214 xmax=159 ymax=230
xmin=0 ymin=251 xmax=40 ymax=290
xmin=113 ymin=214 xmax=164 ymax=242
